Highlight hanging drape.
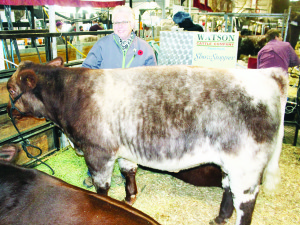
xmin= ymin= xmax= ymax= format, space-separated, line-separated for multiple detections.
xmin=0 ymin=0 xmax=125 ymax=8
xmin=194 ymin=0 xmax=213 ymax=12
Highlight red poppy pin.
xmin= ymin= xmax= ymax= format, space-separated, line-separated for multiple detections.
xmin=137 ymin=50 xmax=143 ymax=55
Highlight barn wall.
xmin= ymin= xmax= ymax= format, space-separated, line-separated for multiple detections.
xmin=232 ymin=0 xmax=272 ymax=13
xmin=271 ymin=0 xmax=289 ymax=13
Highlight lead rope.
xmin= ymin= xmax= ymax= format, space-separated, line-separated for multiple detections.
xmin=9 ymin=94 xmax=55 ymax=175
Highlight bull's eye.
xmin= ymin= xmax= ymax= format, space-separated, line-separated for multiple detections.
xmin=9 ymin=90 xmax=16 ymax=95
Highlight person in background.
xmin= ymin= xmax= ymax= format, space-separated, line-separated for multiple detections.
xmin=56 ymin=21 xmax=65 ymax=45
xmin=81 ymin=5 xmax=157 ymax=187
xmin=68 ymin=21 xmax=76 ymax=44
xmin=173 ymin=11 xmax=204 ymax=32
xmin=89 ymin=19 xmax=103 ymax=31
xmin=257 ymin=29 xmax=300 ymax=73
xmin=79 ymin=26 xmax=84 ymax=31
xmin=98 ymin=22 xmax=105 ymax=30
xmin=216 ymin=25 xmax=222 ymax=32
xmin=56 ymin=21 xmax=63 ymax=31
xmin=82 ymin=5 xmax=156 ymax=69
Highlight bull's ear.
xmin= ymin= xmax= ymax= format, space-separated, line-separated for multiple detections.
xmin=17 ymin=69 xmax=38 ymax=91
xmin=47 ymin=57 xmax=64 ymax=67
xmin=0 ymin=144 xmax=20 ymax=163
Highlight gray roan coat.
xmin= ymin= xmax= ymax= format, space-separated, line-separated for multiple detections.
xmin=7 ymin=57 xmax=288 ymax=225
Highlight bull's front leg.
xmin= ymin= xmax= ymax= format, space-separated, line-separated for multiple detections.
xmin=118 ymin=158 xmax=138 ymax=205
xmin=84 ymin=151 xmax=116 ymax=195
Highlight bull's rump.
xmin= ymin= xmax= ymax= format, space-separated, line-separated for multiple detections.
xmin=78 ymin=66 xmax=286 ymax=171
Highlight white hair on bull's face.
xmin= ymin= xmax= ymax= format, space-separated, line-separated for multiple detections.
xmin=112 ymin=5 xmax=135 ymax=30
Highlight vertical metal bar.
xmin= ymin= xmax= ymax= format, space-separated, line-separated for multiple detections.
xmin=5 ymin=5 xmax=21 ymax=64
xmin=65 ymin=35 xmax=69 ymax=63
xmin=53 ymin=126 xmax=61 ymax=151
xmin=26 ymin=7 xmax=42 ymax=63
xmin=284 ymin=7 xmax=291 ymax=42
xmin=0 ymin=14 xmax=11 ymax=68
xmin=293 ymin=124 xmax=299 ymax=146
xmin=25 ymin=6 xmax=34 ymax=47
xmin=107 ymin=8 xmax=111 ymax=30
xmin=139 ymin=13 xmax=141 ymax=37
xmin=45 ymin=36 xmax=52 ymax=62
xmin=224 ymin=14 xmax=228 ymax=32
xmin=229 ymin=16 xmax=233 ymax=32
xmin=294 ymin=75 xmax=300 ymax=146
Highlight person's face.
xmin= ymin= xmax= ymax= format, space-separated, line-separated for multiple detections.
xmin=113 ymin=13 xmax=133 ymax=40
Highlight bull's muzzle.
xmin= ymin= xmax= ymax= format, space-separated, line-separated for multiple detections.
xmin=7 ymin=93 xmax=25 ymax=119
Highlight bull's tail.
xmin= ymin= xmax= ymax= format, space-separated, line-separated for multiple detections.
xmin=262 ymin=68 xmax=288 ymax=192
xmin=261 ymin=123 xmax=283 ymax=193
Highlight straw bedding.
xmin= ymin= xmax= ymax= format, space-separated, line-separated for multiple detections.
xmin=35 ymin=143 xmax=300 ymax=225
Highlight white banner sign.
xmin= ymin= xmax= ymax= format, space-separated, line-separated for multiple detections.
xmin=193 ymin=32 xmax=239 ymax=68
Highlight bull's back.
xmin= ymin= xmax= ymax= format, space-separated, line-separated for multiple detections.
xmin=93 ymin=66 xmax=287 ymax=166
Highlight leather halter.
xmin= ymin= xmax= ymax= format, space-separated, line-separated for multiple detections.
xmin=8 ymin=92 xmax=55 ymax=175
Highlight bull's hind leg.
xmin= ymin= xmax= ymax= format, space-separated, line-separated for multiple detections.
xmin=84 ymin=150 xmax=116 ymax=195
xmin=118 ymin=158 xmax=138 ymax=205
xmin=210 ymin=175 xmax=234 ymax=225
xmin=232 ymin=186 xmax=259 ymax=225
xmin=229 ymin=172 xmax=261 ymax=225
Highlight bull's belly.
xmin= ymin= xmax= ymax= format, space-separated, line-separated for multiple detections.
xmin=117 ymin=145 xmax=221 ymax=172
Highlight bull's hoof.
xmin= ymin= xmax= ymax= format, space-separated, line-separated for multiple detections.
xmin=209 ymin=218 xmax=227 ymax=225
xmin=83 ymin=176 xmax=93 ymax=188
xmin=123 ymin=195 xmax=136 ymax=205
xmin=75 ymin=148 xmax=84 ymax=156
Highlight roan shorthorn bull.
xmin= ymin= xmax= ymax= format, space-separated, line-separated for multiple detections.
xmin=7 ymin=57 xmax=288 ymax=225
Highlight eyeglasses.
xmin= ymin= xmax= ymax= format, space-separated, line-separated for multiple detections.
xmin=113 ymin=21 xmax=129 ymax=25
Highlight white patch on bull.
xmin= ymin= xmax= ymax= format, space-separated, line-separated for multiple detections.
xmin=232 ymin=185 xmax=259 ymax=225
xmin=117 ymin=136 xmax=223 ymax=172
xmin=118 ymin=158 xmax=138 ymax=171
xmin=222 ymin=175 xmax=229 ymax=188
xmin=228 ymin=68 xmax=284 ymax=104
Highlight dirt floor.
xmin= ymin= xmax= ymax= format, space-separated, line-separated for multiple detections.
xmin=35 ymin=140 xmax=300 ymax=225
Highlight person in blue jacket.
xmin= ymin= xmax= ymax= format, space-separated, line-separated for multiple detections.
xmin=173 ymin=11 xmax=204 ymax=32
xmin=81 ymin=5 xmax=157 ymax=188
xmin=82 ymin=6 xmax=157 ymax=69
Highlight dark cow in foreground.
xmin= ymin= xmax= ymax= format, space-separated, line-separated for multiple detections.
xmin=0 ymin=144 xmax=159 ymax=225
xmin=7 ymin=58 xmax=288 ymax=225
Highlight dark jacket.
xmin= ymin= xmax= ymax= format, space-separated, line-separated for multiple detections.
xmin=89 ymin=24 xmax=103 ymax=31
xmin=178 ymin=19 xmax=204 ymax=32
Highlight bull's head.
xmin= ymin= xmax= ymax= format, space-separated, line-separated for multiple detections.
xmin=6 ymin=57 xmax=64 ymax=119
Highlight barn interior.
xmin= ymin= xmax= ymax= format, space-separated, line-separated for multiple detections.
xmin=0 ymin=0 xmax=300 ymax=224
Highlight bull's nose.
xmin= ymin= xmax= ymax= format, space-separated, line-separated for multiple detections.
xmin=6 ymin=102 xmax=23 ymax=120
